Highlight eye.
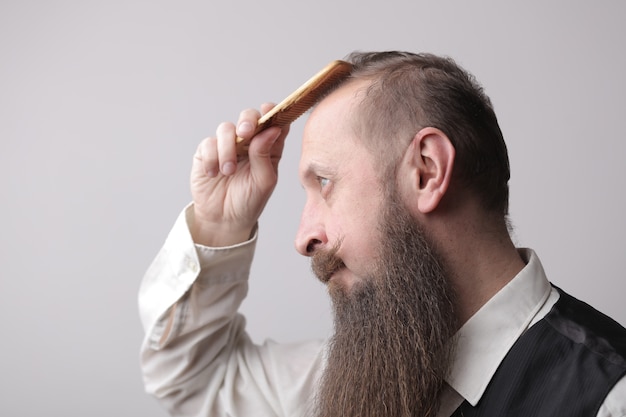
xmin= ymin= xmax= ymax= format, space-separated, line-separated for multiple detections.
xmin=317 ymin=176 xmax=330 ymax=188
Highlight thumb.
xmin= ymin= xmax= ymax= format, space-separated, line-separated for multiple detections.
xmin=247 ymin=126 xmax=283 ymax=182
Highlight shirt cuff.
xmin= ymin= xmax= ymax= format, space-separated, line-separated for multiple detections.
xmin=139 ymin=203 xmax=258 ymax=346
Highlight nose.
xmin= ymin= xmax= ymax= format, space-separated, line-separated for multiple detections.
xmin=294 ymin=202 xmax=327 ymax=257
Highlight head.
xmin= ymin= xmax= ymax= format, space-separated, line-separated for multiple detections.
xmin=296 ymin=51 xmax=510 ymax=417
xmin=345 ymin=51 xmax=511 ymax=217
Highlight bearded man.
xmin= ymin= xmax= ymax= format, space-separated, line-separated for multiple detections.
xmin=139 ymin=51 xmax=626 ymax=417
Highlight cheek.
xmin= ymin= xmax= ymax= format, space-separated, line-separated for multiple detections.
xmin=332 ymin=184 xmax=384 ymax=266
xmin=349 ymin=196 xmax=383 ymax=238
xmin=338 ymin=210 xmax=382 ymax=267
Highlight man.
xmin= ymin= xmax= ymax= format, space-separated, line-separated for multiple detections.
xmin=139 ymin=51 xmax=626 ymax=417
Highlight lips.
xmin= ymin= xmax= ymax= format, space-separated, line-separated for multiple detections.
xmin=311 ymin=248 xmax=346 ymax=284
xmin=321 ymin=263 xmax=346 ymax=284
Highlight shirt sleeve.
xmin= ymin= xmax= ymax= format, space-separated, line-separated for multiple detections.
xmin=597 ymin=374 xmax=626 ymax=417
xmin=138 ymin=204 xmax=325 ymax=417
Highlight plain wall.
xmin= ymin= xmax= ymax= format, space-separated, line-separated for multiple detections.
xmin=1 ymin=1 xmax=624 ymax=415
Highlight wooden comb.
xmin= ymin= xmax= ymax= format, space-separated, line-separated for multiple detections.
xmin=235 ymin=60 xmax=353 ymax=156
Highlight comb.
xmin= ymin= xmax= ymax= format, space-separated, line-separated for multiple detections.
xmin=236 ymin=60 xmax=353 ymax=156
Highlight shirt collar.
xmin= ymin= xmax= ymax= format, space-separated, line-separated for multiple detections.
xmin=445 ymin=248 xmax=553 ymax=406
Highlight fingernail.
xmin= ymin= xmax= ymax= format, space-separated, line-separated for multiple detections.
xmin=222 ymin=162 xmax=236 ymax=175
xmin=207 ymin=168 xmax=218 ymax=178
xmin=238 ymin=122 xmax=253 ymax=135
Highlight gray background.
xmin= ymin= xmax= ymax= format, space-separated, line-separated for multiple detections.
xmin=1 ymin=1 xmax=624 ymax=416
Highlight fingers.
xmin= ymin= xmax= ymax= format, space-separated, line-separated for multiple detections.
xmin=193 ymin=126 xmax=235 ymax=179
xmin=194 ymin=104 xmax=285 ymax=179
xmin=247 ymin=103 xmax=287 ymax=174
xmin=192 ymin=136 xmax=217 ymax=180
xmin=196 ymin=107 xmax=260 ymax=178
xmin=248 ymin=126 xmax=282 ymax=163
xmin=236 ymin=107 xmax=263 ymax=140
xmin=192 ymin=122 xmax=238 ymax=180
xmin=211 ymin=107 xmax=264 ymax=175
xmin=215 ymin=122 xmax=237 ymax=176
xmin=259 ymin=102 xmax=275 ymax=116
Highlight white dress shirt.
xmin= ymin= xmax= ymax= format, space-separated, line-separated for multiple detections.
xmin=139 ymin=205 xmax=626 ymax=416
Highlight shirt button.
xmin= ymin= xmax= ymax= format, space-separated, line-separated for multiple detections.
xmin=186 ymin=257 xmax=199 ymax=273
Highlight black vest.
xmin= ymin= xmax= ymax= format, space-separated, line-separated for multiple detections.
xmin=452 ymin=287 xmax=626 ymax=417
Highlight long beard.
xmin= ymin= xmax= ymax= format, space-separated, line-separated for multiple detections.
xmin=312 ymin=195 xmax=458 ymax=417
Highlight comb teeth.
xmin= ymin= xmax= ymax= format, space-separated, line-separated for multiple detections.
xmin=263 ymin=99 xmax=320 ymax=129
xmin=236 ymin=60 xmax=353 ymax=155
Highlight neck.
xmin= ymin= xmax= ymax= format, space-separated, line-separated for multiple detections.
xmin=425 ymin=206 xmax=526 ymax=324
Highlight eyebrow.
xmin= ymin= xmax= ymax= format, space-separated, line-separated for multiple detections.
xmin=300 ymin=161 xmax=338 ymax=183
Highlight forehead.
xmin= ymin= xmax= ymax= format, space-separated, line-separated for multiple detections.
xmin=299 ymin=80 xmax=370 ymax=177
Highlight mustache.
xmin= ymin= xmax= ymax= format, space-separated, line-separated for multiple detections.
xmin=311 ymin=240 xmax=345 ymax=284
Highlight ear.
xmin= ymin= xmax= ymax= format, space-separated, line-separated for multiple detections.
xmin=401 ymin=127 xmax=455 ymax=213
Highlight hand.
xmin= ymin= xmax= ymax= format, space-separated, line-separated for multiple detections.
xmin=189 ymin=103 xmax=289 ymax=247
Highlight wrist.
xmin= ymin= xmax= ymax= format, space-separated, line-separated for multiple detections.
xmin=190 ymin=208 xmax=254 ymax=247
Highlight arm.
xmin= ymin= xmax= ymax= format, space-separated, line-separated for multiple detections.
xmin=597 ymin=374 xmax=626 ymax=417
xmin=138 ymin=106 xmax=324 ymax=416
xmin=139 ymin=205 xmax=324 ymax=416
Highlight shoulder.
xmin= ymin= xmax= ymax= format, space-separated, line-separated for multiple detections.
xmin=547 ymin=287 xmax=626 ymax=365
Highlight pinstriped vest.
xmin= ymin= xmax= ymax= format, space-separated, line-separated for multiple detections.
xmin=452 ymin=287 xmax=626 ymax=417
